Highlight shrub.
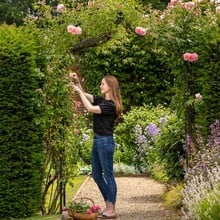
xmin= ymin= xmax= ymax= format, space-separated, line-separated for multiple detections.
xmin=114 ymin=105 xmax=172 ymax=172
xmin=0 ymin=25 xmax=45 ymax=218
xmin=154 ymin=116 xmax=185 ymax=181
xmin=163 ymin=183 xmax=183 ymax=209
xmin=77 ymin=127 xmax=93 ymax=165
xmin=114 ymin=163 xmax=141 ymax=175
xmin=116 ymin=104 xmax=185 ymax=181
xmin=150 ymin=163 xmax=169 ymax=182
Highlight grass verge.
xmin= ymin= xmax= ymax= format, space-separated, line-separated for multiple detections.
xmin=21 ymin=176 xmax=87 ymax=220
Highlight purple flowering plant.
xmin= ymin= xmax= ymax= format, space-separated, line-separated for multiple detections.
xmin=134 ymin=117 xmax=167 ymax=171
xmin=145 ymin=123 xmax=161 ymax=138
xmin=114 ymin=105 xmax=176 ymax=176
xmin=184 ymin=120 xmax=220 ymax=180
xmin=181 ymin=120 xmax=220 ymax=219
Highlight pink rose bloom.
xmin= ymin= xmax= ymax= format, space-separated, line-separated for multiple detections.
xmin=135 ymin=27 xmax=147 ymax=36
xmin=195 ymin=93 xmax=202 ymax=101
xmin=189 ymin=53 xmax=199 ymax=62
xmin=184 ymin=1 xmax=195 ymax=10
xmin=67 ymin=25 xmax=82 ymax=35
xmin=216 ymin=6 xmax=220 ymax=14
xmin=183 ymin=52 xmax=199 ymax=62
xmin=57 ymin=4 xmax=66 ymax=13
xmin=169 ymin=0 xmax=177 ymax=7
xmin=183 ymin=53 xmax=191 ymax=61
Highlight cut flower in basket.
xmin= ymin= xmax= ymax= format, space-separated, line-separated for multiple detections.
xmin=86 ymin=205 xmax=101 ymax=215
xmin=66 ymin=197 xmax=101 ymax=219
xmin=90 ymin=205 xmax=101 ymax=212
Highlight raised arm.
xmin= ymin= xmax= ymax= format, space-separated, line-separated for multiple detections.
xmin=73 ymin=84 xmax=101 ymax=114
xmin=69 ymin=72 xmax=94 ymax=103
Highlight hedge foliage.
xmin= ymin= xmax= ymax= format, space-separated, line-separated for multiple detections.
xmin=0 ymin=25 xmax=45 ymax=218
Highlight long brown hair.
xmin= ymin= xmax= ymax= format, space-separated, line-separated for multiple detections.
xmin=103 ymin=75 xmax=123 ymax=118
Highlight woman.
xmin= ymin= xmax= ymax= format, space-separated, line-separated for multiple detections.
xmin=70 ymin=72 xmax=123 ymax=219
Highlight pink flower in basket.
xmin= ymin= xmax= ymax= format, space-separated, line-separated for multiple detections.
xmin=90 ymin=205 xmax=101 ymax=212
xmin=86 ymin=209 xmax=93 ymax=215
xmin=86 ymin=205 xmax=101 ymax=215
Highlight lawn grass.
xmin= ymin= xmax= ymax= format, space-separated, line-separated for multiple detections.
xmin=21 ymin=176 xmax=87 ymax=220
xmin=20 ymin=215 xmax=60 ymax=220
xmin=65 ymin=175 xmax=87 ymax=203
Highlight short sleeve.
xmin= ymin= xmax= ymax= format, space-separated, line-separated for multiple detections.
xmin=93 ymin=95 xmax=104 ymax=105
xmin=93 ymin=95 xmax=115 ymax=115
xmin=99 ymin=102 xmax=115 ymax=115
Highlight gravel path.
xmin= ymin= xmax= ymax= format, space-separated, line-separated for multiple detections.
xmin=72 ymin=175 xmax=182 ymax=220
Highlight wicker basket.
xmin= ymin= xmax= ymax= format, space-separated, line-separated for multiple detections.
xmin=67 ymin=197 xmax=99 ymax=220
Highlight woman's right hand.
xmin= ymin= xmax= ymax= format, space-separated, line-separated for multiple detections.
xmin=73 ymin=84 xmax=84 ymax=94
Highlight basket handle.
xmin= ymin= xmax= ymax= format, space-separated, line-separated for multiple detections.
xmin=71 ymin=197 xmax=95 ymax=206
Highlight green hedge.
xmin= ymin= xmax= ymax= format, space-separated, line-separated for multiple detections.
xmin=0 ymin=25 xmax=45 ymax=218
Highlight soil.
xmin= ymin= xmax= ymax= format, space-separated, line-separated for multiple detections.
xmin=69 ymin=175 xmax=183 ymax=220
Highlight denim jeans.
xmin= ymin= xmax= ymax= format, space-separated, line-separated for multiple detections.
xmin=91 ymin=134 xmax=117 ymax=204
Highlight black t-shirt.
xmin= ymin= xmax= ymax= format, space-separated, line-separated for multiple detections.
xmin=93 ymin=95 xmax=116 ymax=136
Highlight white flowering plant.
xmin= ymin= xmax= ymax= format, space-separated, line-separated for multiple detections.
xmin=182 ymin=166 xmax=220 ymax=220
xmin=182 ymin=120 xmax=220 ymax=219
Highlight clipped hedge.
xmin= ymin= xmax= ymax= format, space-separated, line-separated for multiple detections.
xmin=0 ymin=25 xmax=45 ymax=218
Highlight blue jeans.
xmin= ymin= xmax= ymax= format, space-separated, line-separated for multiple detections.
xmin=91 ymin=134 xmax=117 ymax=204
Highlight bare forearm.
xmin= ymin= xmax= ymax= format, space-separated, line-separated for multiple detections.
xmin=78 ymin=91 xmax=100 ymax=113
xmin=84 ymin=92 xmax=94 ymax=103
xmin=69 ymin=72 xmax=94 ymax=103
xmin=72 ymin=84 xmax=100 ymax=113
xmin=71 ymin=83 xmax=93 ymax=103
xmin=79 ymin=92 xmax=93 ymax=111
